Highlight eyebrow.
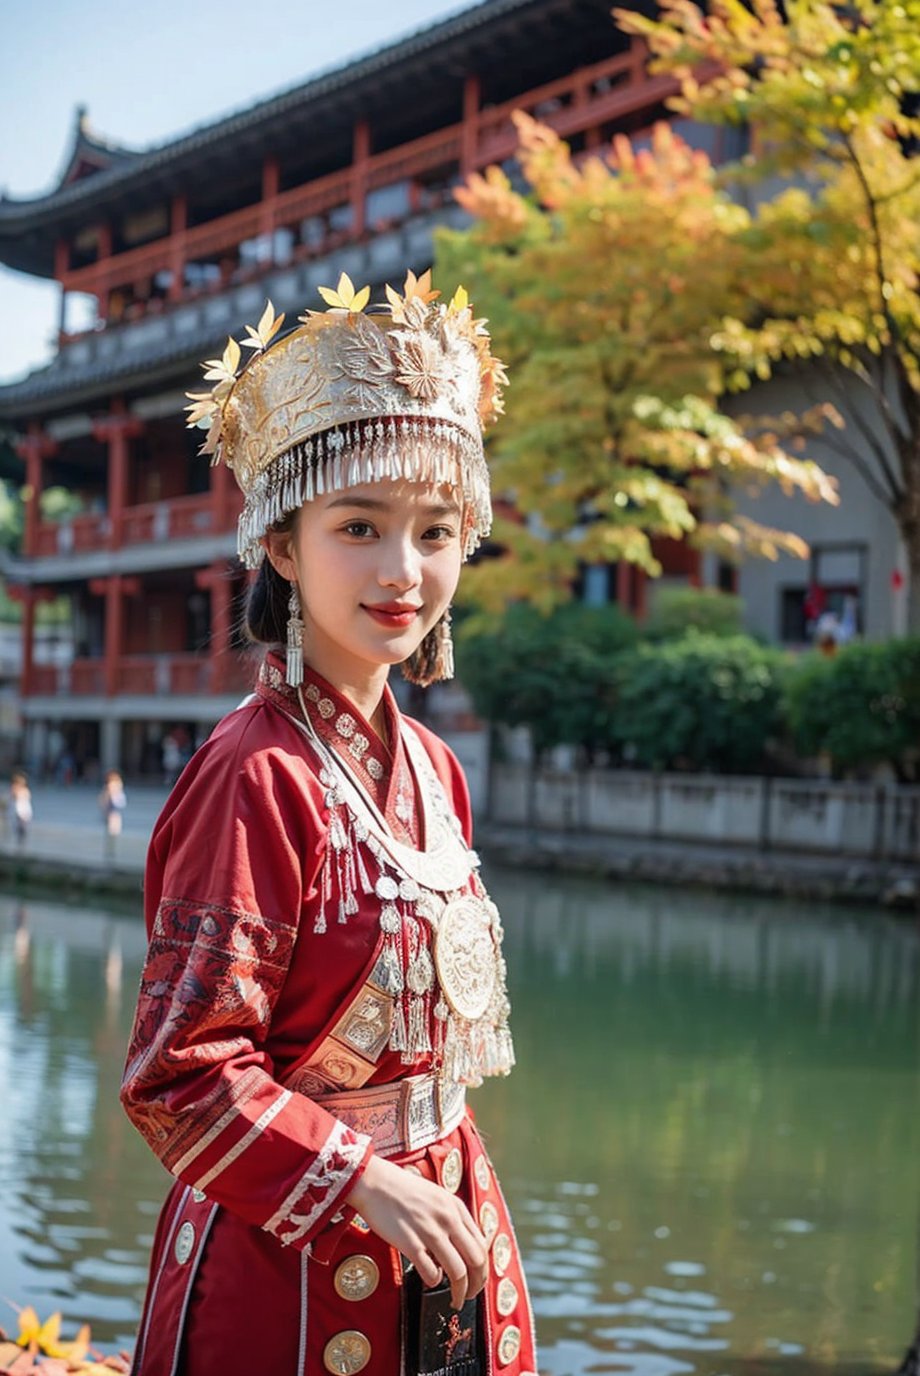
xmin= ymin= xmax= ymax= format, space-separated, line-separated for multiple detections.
xmin=326 ymin=495 xmax=461 ymax=517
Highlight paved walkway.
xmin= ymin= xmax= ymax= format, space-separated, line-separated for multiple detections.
xmin=0 ymin=783 xmax=169 ymax=882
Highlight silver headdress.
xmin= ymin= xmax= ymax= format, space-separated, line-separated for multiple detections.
xmin=185 ymin=271 xmax=507 ymax=567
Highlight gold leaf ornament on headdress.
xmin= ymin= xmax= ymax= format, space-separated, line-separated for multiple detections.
xmin=184 ymin=302 xmax=285 ymax=459
xmin=316 ymin=271 xmax=371 ymax=313
xmin=185 ymin=271 xmax=507 ymax=566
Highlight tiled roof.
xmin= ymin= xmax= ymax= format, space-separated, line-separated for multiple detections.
xmin=0 ymin=0 xmax=539 ymax=225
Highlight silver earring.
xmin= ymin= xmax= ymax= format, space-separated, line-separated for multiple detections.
xmin=435 ymin=608 xmax=455 ymax=681
xmin=286 ymin=583 xmax=304 ymax=687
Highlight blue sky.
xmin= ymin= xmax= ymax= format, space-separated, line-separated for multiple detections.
xmin=0 ymin=0 xmax=469 ymax=384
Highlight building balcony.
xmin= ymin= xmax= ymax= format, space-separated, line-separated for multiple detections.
xmin=17 ymin=206 xmax=468 ymax=414
xmin=35 ymin=511 xmax=110 ymax=557
xmin=29 ymin=652 xmax=252 ymax=700
xmin=17 ymin=496 xmax=240 ymax=584
xmin=35 ymin=493 xmax=233 ymax=558
xmin=53 ymin=46 xmax=658 ymax=322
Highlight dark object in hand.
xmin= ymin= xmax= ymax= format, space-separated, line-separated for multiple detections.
xmin=403 ymin=1268 xmax=483 ymax=1376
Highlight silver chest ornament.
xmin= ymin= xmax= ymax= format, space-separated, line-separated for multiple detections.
xmin=292 ymin=694 xmax=514 ymax=1086
xmin=434 ymin=894 xmax=497 ymax=1022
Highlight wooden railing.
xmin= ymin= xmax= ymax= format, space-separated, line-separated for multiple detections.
xmin=59 ymin=45 xmax=666 ymax=306
xmin=115 ymin=654 xmax=251 ymax=696
xmin=27 ymin=653 xmax=251 ymax=697
xmin=34 ymin=512 xmax=109 ymax=558
xmin=35 ymin=493 xmax=238 ymax=558
xmin=121 ymin=493 xmax=222 ymax=546
xmin=29 ymin=659 xmax=107 ymax=696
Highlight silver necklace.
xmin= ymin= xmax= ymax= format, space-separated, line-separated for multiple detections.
xmin=292 ymin=689 xmax=476 ymax=892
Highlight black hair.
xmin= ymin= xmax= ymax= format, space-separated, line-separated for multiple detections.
xmin=243 ymin=511 xmax=295 ymax=648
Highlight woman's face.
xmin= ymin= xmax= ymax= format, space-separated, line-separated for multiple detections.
xmin=264 ymin=478 xmax=463 ymax=686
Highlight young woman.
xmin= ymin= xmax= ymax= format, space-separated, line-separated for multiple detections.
xmin=120 ymin=272 xmax=537 ymax=1376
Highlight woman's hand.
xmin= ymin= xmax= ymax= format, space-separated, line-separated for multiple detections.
xmin=345 ymin=1155 xmax=489 ymax=1310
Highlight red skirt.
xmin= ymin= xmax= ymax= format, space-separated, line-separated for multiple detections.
xmin=131 ymin=1109 xmax=537 ymax=1376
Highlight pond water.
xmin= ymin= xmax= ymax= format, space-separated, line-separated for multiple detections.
xmin=0 ymin=873 xmax=917 ymax=1375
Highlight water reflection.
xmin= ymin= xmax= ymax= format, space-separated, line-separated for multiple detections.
xmin=0 ymin=899 xmax=163 ymax=1342
xmin=0 ymin=877 xmax=917 ymax=1374
xmin=476 ymin=875 xmax=920 ymax=1375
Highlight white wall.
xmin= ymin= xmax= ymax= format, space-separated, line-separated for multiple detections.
xmin=726 ymin=371 xmax=906 ymax=643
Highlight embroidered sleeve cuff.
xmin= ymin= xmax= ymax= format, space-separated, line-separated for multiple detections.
xmin=263 ymin=1119 xmax=373 ymax=1249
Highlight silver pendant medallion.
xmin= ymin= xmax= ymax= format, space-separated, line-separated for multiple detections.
xmin=434 ymin=894 xmax=497 ymax=1022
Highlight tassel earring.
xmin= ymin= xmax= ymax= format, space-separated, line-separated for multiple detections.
xmin=401 ymin=608 xmax=455 ymax=686
xmin=286 ymin=583 xmax=304 ymax=687
xmin=435 ymin=607 xmax=455 ymax=681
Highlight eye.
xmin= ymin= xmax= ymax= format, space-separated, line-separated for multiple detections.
xmin=422 ymin=524 xmax=457 ymax=542
xmin=342 ymin=520 xmax=377 ymax=539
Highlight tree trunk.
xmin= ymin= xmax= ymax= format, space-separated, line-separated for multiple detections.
xmin=909 ymin=535 xmax=920 ymax=636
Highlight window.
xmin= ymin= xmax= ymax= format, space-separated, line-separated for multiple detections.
xmin=778 ymin=542 xmax=866 ymax=645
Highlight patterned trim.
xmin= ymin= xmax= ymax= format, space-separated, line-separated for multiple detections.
xmin=167 ymin=1203 xmax=220 ymax=1376
xmin=256 ymin=655 xmax=419 ymax=846
xmin=131 ymin=1185 xmax=189 ymax=1376
xmin=298 ymin=1250 xmax=309 ymax=1376
xmin=263 ymin=1119 xmax=371 ymax=1247
xmin=169 ymin=1065 xmax=265 ymax=1176
xmin=491 ymin=1167 xmax=537 ymax=1357
xmin=193 ymin=1089 xmax=293 ymax=1191
xmin=122 ymin=896 xmax=298 ymax=1170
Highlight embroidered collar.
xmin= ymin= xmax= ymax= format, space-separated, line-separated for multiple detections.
xmin=257 ymin=654 xmax=420 ymax=845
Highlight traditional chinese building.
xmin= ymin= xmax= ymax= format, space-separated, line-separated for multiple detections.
xmin=0 ymin=0 xmax=709 ymax=777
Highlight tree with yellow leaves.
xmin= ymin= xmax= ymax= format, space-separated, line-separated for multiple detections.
xmin=617 ymin=0 xmax=920 ymax=630
xmin=436 ymin=113 xmax=839 ymax=613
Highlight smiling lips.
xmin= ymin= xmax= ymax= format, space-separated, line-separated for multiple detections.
xmin=362 ymin=602 xmax=422 ymax=628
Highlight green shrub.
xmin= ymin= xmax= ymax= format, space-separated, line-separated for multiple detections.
xmin=615 ymin=635 xmax=788 ymax=773
xmin=644 ymin=586 xmax=745 ymax=641
xmin=455 ymin=603 xmax=637 ymax=758
xmin=784 ymin=639 xmax=920 ymax=779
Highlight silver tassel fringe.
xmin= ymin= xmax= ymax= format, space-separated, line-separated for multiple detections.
xmin=286 ymin=583 xmax=304 ymax=687
xmin=437 ymin=609 xmax=455 ymax=681
xmin=237 ymin=417 xmax=492 ymax=569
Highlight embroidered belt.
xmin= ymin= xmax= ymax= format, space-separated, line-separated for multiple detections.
xmin=311 ymin=1073 xmax=466 ymax=1158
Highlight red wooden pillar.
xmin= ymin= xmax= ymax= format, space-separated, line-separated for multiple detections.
xmin=634 ymin=567 xmax=648 ymax=620
xmin=22 ymin=443 xmax=43 ymax=558
xmin=94 ymin=402 xmax=143 ymax=550
xmin=616 ymin=559 xmax=632 ymax=610
xmin=94 ymin=575 xmax=124 ymax=697
xmin=261 ymin=156 xmax=280 ymax=253
xmin=14 ymin=424 xmax=57 ymax=557
xmin=196 ymin=562 xmax=231 ymax=695
xmin=211 ymin=457 xmax=234 ymax=533
xmin=168 ymin=194 xmax=188 ymax=301
xmin=20 ymin=588 xmax=36 ymax=698
xmin=629 ymin=37 xmax=648 ymax=85
xmin=461 ymin=74 xmax=481 ymax=174
xmin=351 ymin=119 xmax=370 ymax=238
xmin=96 ymin=222 xmax=113 ymax=320
xmin=582 ymin=67 xmax=602 ymax=152
xmin=55 ymin=239 xmax=70 ymax=342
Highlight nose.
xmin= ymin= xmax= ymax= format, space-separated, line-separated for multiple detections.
xmin=376 ymin=530 xmax=421 ymax=591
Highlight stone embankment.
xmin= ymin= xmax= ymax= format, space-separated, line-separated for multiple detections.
xmin=1 ymin=777 xmax=917 ymax=910
xmin=476 ymin=823 xmax=918 ymax=909
xmin=482 ymin=765 xmax=920 ymax=910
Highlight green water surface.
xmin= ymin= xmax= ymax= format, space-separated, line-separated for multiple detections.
xmin=0 ymin=873 xmax=917 ymax=1375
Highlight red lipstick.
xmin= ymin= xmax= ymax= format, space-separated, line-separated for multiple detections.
xmin=362 ymin=602 xmax=421 ymax=628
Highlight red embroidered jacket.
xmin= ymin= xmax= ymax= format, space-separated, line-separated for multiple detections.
xmin=121 ymin=664 xmax=472 ymax=1252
